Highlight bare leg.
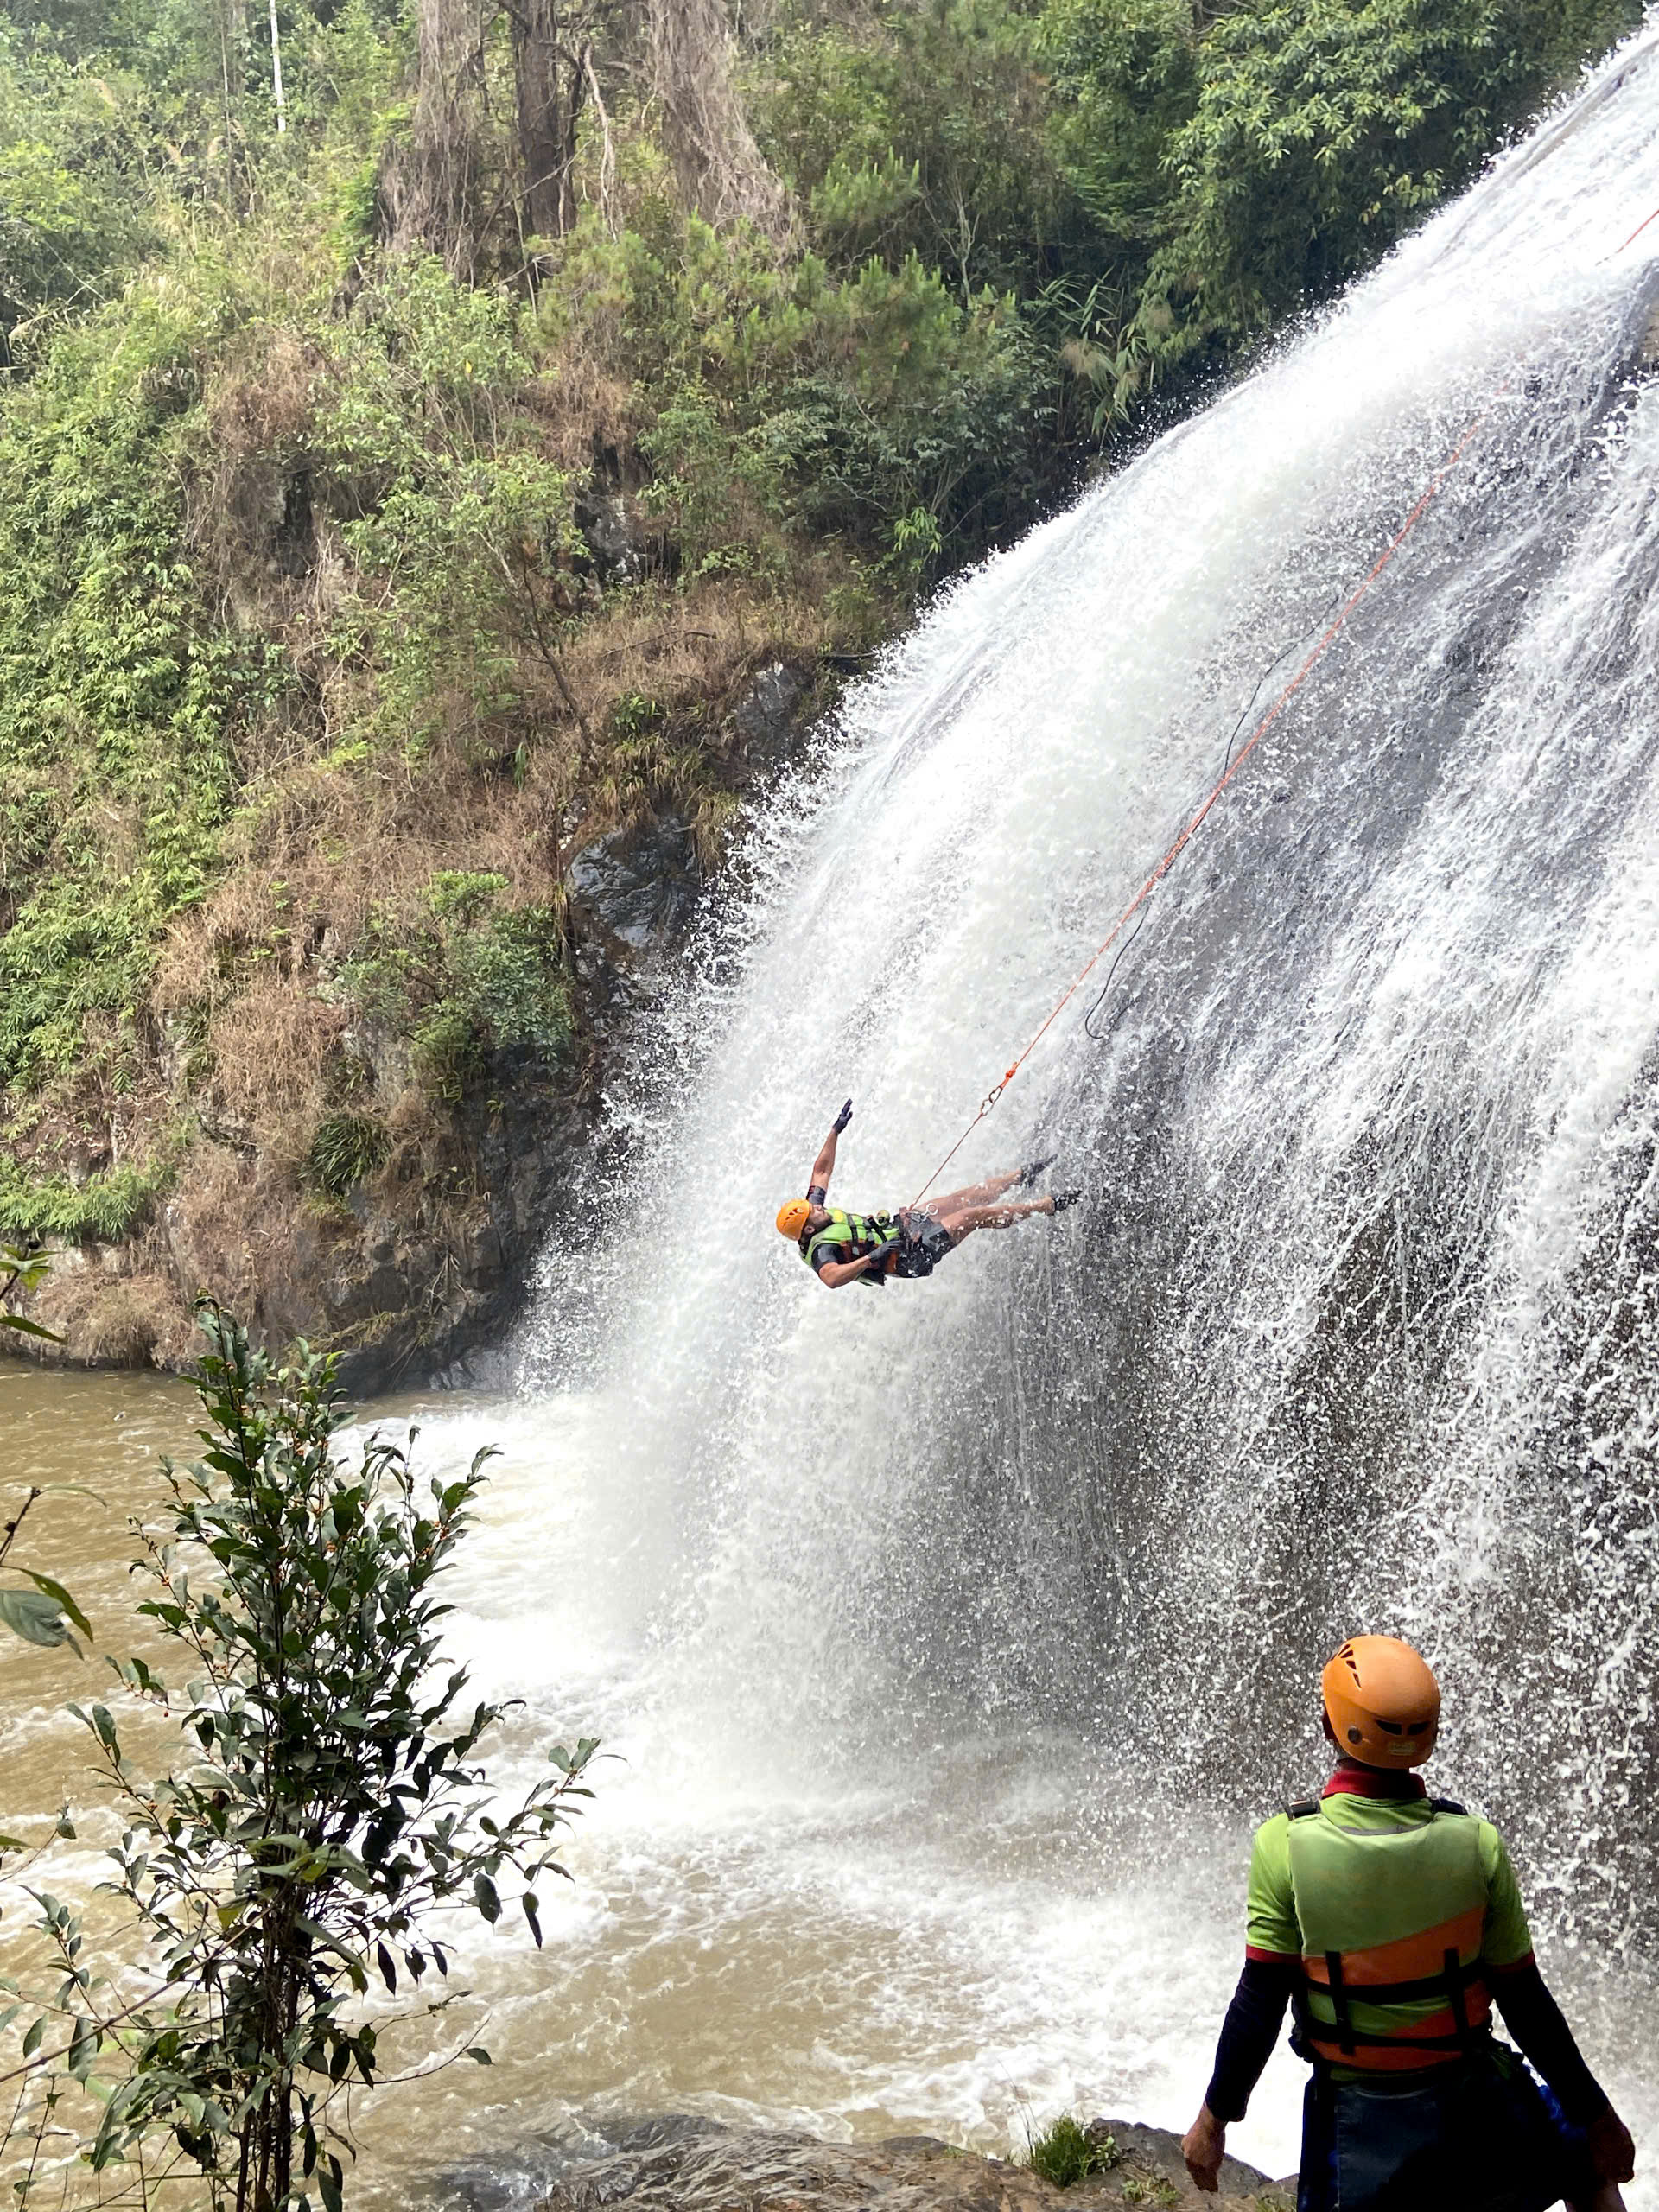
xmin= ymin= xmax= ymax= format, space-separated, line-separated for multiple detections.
xmin=930 ymin=1170 xmax=1021 ymax=1212
xmin=932 ymin=1195 xmax=1055 ymax=1247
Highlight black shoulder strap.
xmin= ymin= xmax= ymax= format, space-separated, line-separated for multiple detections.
xmin=1428 ymin=1796 xmax=1469 ymax=1816
xmin=1286 ymin=1797 xmax=1321 ymax=1821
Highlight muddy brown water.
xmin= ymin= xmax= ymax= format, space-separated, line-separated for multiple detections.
xmin=5 ymin=1370 xmax=1654 ymax=2212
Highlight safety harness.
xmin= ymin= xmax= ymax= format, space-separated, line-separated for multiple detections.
xmin=1285 ymin=1796 xmax=1493 ymax=2073
xmin=800 ymin=1207 xmax=898 ymax=1287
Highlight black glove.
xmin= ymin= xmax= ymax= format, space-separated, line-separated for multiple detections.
xmin=832 ymin=1098 xmax=854 ymax=1134
xmin=869 ymin=1234 xmax=900 ymax=1261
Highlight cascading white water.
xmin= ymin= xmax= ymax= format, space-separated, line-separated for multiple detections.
xmin=406 ymin=25 xmax=1659 ymax=2201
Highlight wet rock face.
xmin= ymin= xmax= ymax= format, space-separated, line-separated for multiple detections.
xmin=569 ymin=812 xmax=703 ymax=951
xmin=534 ymin=2118 xmax=1289 ymax=2212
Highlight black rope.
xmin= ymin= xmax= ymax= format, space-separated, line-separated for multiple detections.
xmin=1081 ymin=900 xmax=1150 ymax=1039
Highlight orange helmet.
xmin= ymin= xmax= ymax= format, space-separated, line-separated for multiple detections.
xmin=1322 ymin=1636 xmax=1440 ymax=1767
xmin=776 ymin=1198 xmax=812 ymax=1241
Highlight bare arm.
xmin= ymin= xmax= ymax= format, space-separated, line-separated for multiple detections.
xmin=809 ymin=1098 xmax=854 ymax=1195
xmin=817 ymin=1251 xmax=880 ymax=1290
xmin=810 ymin=1127 xmax=839 ymax=1195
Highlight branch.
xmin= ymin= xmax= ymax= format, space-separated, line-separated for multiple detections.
xmin=493 ymin=547 xmax=594 ymax=747
xmin=582 ymin=45 xmax=618 ymax=237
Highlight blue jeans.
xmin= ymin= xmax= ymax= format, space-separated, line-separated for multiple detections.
xmin=1295 ymin=2044 xmax=1592 ymax=2212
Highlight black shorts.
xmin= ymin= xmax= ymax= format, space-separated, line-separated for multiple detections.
xmin=890 ymin=1211 xmax=955 ymax=1279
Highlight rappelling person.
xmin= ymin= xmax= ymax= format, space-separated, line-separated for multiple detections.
xmin=1180 ymin=1635 xmax=1636 ymax=2212
xmin=773 ymin=1099 xmax=1079 ymax=1287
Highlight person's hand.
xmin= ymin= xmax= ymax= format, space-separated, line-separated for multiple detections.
xmin=1181 ymin=2107 xmax=1226 ymax=2194
xmin=1588 ymin=2107 xmax=1636 ymax=2184
xmin=833 ymin=1098 xmax=853 ymax=1134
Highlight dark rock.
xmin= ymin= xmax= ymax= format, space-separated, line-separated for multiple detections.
xmin=575 ymin=487 xmax=647 ymax=583
xmin=1080 ymin=2119 xmax=1288 ymax=2202
xmin=730 ymin=661 xmax=811 ymax=766
xmin=569 ymin=812 xmax=702 ymax=951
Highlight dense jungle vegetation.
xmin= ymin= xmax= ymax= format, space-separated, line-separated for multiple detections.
xmin=0 ymin=0 xmax=1642 ymax=1364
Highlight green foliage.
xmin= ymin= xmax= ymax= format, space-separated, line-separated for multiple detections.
xmin=1025 ymin=2114 xmax=1117 ymax=2187
xmin=550 ymin=209 xmax=1050 ymax=571
xmin=0 ymin=284 xmax=251 ymax=1094
xmin=0 ymin=1157 xmax=170 ymax=1242
xmin=424 ymin=868 xmax=510 ymax=925
xmin=608 ymin=691 xmax=666 ymax=743
xmin=305 ymin=1111 xmax=391 ymax=1198
xmin=756 ymin=0 xmax=1076 ymax=300
xmin=1038 ymin=0 xmax=1202 ymax=264
xmin=3 ymin=1301 xmax=598 ymax=2212
xmin=1142 ymin=0 xmax=1646 ymax=359
xmin=338 ymin=880 xmax=574 ymax=1100
xmin=321 ymin=257 xmax=575 ymax=753
xmin=0 ymin=29 xmax=165 ymax=348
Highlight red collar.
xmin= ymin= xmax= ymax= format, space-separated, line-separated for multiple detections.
xmin=1322 ymin=1758 xmax=1427 ymax=1802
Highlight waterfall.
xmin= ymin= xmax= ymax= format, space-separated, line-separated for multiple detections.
xmin=488 ymin=17 xmax=1659 ymax=2167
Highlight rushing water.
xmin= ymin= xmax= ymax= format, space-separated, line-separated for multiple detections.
xmin=12 ymin=20 xmax=1659 ymax=2205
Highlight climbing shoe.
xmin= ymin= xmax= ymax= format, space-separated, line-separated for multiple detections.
xmin=1052 ymin=1189 xmax=1084 ymax=1213
xmin=1018 ymin=1154 xmax=1057 ymax=1191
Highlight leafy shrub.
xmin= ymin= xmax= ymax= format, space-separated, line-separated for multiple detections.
xmin=410 ymin=1002 xmax=482 ymax=1100
xmin=4 ymin=1304 xmax=598 ymax=2211
xmin=1025 ymin=2114 xmax=1116 ymax=2188
xmin=450 ymin=904 xmax=573 ymax=1064
xmin=424 ymin=869 xmax=509 ymax=925
xmin=344 ymin=887 xmax=574 ymax=1103
xmin=0 ymin=1158 xmax=168 ymax=1243
xmin=305 ymin=1111 xmax=391 ymax=1198
xmin=756 ymin=0 xmax=1073 ymax=301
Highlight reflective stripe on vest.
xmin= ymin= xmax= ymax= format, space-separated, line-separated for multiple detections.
xmin=801 ymin=1207 xmax=895 ymax=1277
xmin=1286 ymin=1801 xmax=1492 ymax=2073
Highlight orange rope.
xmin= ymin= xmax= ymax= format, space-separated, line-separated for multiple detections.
xmin=912 ymin=184 xmax=1659 ymax=1209
xmin=1611 ymin=201 xmax=1659 ymax=257
xmin=911 ymin=393 xmax=1503 ymax=1206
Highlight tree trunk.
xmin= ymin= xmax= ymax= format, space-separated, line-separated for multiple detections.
xmin=266 ymin=0 xmax=286 ymax=132
xmin=379 ymin=0 xmax=486 ymax=278
xmin=646 ymin=0 xmax=791 ymax=243
xmin=509 ymin=0 xmax=584 ymax=242
xmin=217 ymin=0 xmax=248 ymax=206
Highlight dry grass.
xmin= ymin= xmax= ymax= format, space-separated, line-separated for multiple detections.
xmin=203 ymin=979 xmax=346 ymax=1173
xmin=34 ymin=1254 xmax=189 ymax=1370
xmin=207 ymin=328 xmax=321 ymax=460
xmin=519 ymin=365 xmax=636 ymax=473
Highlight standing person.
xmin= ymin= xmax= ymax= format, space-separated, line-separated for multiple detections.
xmin=774 ymin=1098 xmax=1079 ymax=1288
xmin=1181 ymin=1636 xmax=1636 ymax=2211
